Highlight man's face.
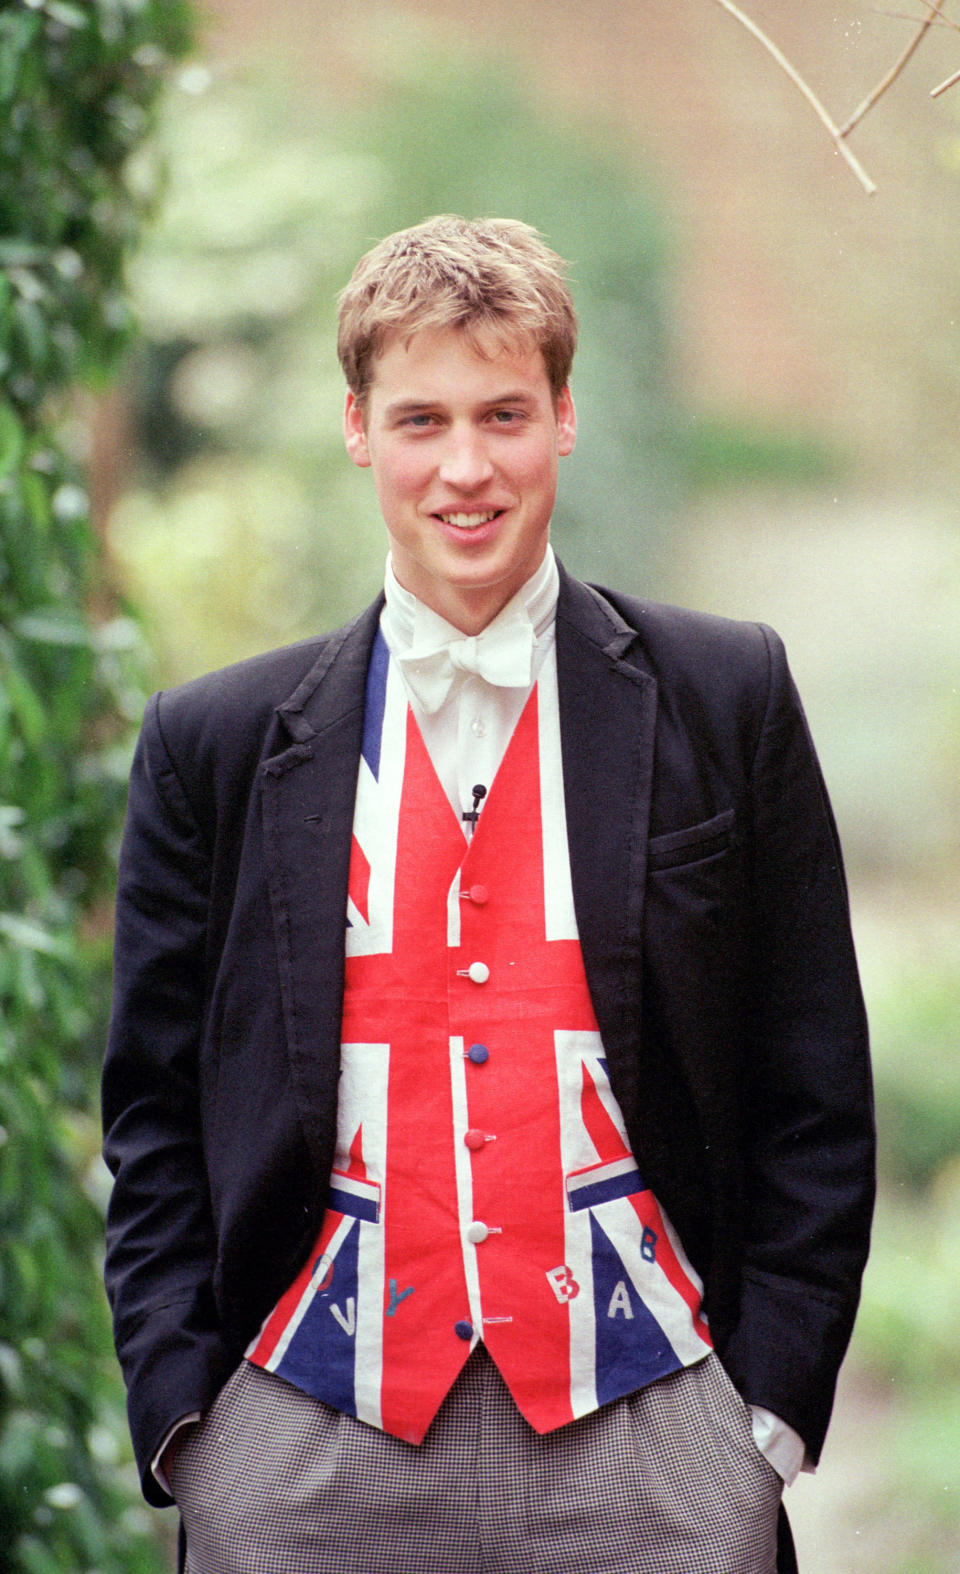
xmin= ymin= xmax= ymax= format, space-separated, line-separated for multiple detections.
xmin=343 ymin=325 xmax=576 ymax=633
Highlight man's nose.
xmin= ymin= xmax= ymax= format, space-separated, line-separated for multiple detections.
xmin=437 ymin=428 xmax=494 ymax=489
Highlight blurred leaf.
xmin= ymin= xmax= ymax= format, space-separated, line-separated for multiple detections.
xmin=12 ymin=611 xmax=93 ymax=647
xmin=0 ymin=401 xmax=24 ymax=475
xmin=0 ymin=651 xmax=48 ymax=747
xmin=0 ymin=912 xmax=70 ymax=958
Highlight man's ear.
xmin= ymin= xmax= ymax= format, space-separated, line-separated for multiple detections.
xmin=343 ymin=392 xmax=371 ymax=467
xmin=556 ymin=386 xmax=577 ymax=457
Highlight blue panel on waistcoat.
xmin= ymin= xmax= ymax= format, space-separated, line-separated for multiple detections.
xmin=273 ymin=1218 xmax=360 ymax=1418
xmin=328 ymin=1173 xmax=381 ymax=1223
xmin=567 ymin=1164 xmax=645 ymax=1213
xmin=361 ymin=629 xmax=390 ymax=781
xmin=590 ymin=1212 xmax=680 ymax=1406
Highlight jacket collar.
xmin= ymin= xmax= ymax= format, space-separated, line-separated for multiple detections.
xmin=275 ymin=595 xmax=385 ymax=745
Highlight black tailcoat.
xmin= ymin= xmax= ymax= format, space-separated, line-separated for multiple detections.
xmin=102 ymin=567 xmax=874 ymax=1567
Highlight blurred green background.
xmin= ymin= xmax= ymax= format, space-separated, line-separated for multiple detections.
xmin=3 ymin=2 xmax=959 ymax=1569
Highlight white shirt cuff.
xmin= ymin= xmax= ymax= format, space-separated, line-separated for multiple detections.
xmin=151 ymin=1411 xmax=202 ymax=1493
xmin=749 ymin=1405 xmax=810 ymax=1486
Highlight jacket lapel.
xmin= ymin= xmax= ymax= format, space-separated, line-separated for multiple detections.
xmin=555 ymin=567 xmax=658 ymax=1138
xmin=260 ymin=598 xmax=383 ymax=1167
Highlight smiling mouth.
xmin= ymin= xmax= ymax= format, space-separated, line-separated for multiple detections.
xmin=435 ymin=509 xmax=503 ymax=530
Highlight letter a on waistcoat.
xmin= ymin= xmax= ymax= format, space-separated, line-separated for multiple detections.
xmin=247 ymin=631 xmax=712 ymax=1442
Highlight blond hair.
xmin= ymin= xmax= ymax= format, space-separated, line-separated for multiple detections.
xmin=337 ymin=215 xmax=577 ymax=405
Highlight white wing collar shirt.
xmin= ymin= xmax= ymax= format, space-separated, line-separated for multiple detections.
xmin=381 ymin=543 xmax=560 ymax=822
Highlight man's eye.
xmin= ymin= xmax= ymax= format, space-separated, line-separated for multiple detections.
xmin=492 ymin=409 xmax=522 ymax=425
xmin=398 ymin=412 xmax=442 ymax=429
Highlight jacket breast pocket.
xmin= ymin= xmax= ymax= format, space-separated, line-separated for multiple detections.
xmin=647 ymin=808 xmax=735 ymax=871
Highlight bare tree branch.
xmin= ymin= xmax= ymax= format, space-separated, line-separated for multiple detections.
xmin=874 ymin=5 xmax=958 ymax=29
xmin=931 ymin=62 xmax=960 ymax=93
xmin=714 ymin=0 xmax=878 ymax=192
xmin=839 ymin=0 xmax=949 ymax=134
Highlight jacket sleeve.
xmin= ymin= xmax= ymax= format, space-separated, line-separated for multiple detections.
xmin=721 ymin=624 xmax=875 ymax=1463
xmin=102 ymin=693 xmax=234 ymax=1506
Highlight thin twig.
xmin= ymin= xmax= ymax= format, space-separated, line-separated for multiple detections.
xmin=931 ymin=63 xmax=960 ymax=93
xmin=874 ymin=6 xmax=958 ymax=30
xmin=839 ymin=0 xmax=948 ymax=134
xmin=714 ymin=0 xmax=877 ymax=193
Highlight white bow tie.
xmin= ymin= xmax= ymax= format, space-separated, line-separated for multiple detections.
xmin=397 ymin=616 xmax=535 ymax=713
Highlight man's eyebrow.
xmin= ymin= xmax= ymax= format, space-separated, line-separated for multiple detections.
xmin=383 ymin=399 xmax=437 ymax=418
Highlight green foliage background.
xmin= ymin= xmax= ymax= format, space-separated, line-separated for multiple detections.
xmin=0 ymin=3 xmax=192 ymax=1568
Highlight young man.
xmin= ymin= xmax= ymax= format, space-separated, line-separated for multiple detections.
xmin=103 ymin=215 xmax=874 ymax=1574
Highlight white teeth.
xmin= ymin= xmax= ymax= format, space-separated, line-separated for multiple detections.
xmin=439 ymin=511 xmax=498 ymax=529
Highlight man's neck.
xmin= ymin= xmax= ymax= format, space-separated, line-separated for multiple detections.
xmin=385 ymin=547 xmax=558 ymax=644
xmin=390 ymin=550 xmax=552 ymax=635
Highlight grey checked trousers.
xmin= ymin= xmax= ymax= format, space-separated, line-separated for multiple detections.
xmin=171 ymin=1347 xmax=782 ymax=1574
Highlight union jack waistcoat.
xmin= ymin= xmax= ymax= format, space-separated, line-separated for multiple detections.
xmin=247 ymin=631 xmax=712 ymax=1441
